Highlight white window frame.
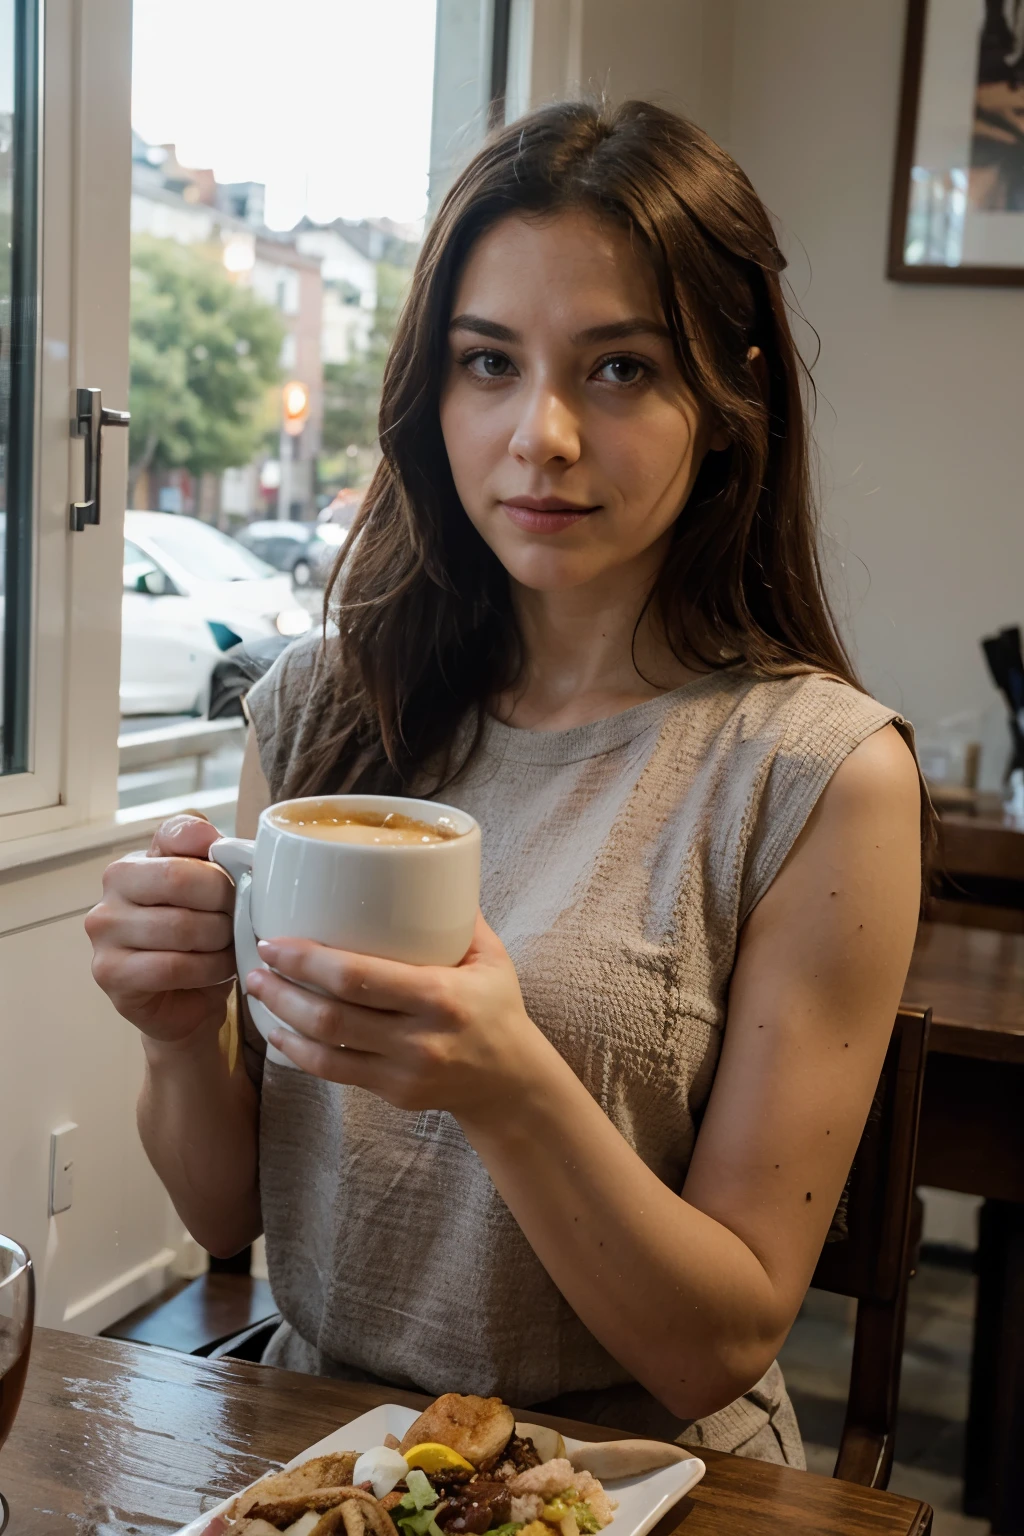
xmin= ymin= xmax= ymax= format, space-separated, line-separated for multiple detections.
xmin=0 ymin=0 xmax=131 ymax=843
xmin=1 ymin=0 xmax=515 ymax=855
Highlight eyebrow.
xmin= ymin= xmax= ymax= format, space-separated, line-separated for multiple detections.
xmin=448 ymin=314 xmax=672 ymax=345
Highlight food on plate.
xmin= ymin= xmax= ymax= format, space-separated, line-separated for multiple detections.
xmin=512 ymin=1427 xmax=565 ymax=1466
xmin=236 ymin=1485 xmax=393 ymax=1535
xmin=567 ymin=1441 xmax=691 ymax=1480
xmin=354 ymin=1447 xmax=413 ymax=1499
xmin=403 ymin=1444 xmax=477 ymax=1477
xmin=399 ymin=1395 xmax=515 ymax=1470
xmin=437 ymin=1478 xmax=512 ymax=1533
xmin=233 ymin=1455 xmax=361 ymax=1519
xmin=507 ymin=1461 xmax=615 ymax=1535
xmin=208 ymin=1392 xmax=659 ymax=1536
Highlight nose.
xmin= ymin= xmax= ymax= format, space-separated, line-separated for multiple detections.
xmin=508 ymin=383 xmax=581 ymax=469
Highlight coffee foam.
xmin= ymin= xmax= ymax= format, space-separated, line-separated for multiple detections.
xmin=269 ymin=804 xmax=461 ymax=847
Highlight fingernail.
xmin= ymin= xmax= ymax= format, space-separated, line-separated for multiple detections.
xmin=256 ymin=939 xmax=276 ymax=958
xmin=246 ymin=970 xmax=264 ymax=993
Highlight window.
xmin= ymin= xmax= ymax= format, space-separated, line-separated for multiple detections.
xmin=0 ymin=0 xmax=39 ymax=780
xmin=137 ymin=517 xmax=274 ymax=584
xmin=0 ymin=0 xmax=513 ymax=846
xmin=123 ymin=539 xmax=169 ymax=594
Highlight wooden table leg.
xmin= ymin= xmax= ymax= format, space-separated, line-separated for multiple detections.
xmin=963 ymin=1199 xmax=1024 ymax=1532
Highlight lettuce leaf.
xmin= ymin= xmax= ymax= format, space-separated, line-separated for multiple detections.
xmin=400 ymin=1471 xmax=440 ymax=1513
xmin=395 ymin=1469 xmax=444 ymax=1536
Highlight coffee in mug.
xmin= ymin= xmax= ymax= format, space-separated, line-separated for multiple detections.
xmin=210 ymin=794 xmax=481 ymax=1069
xmin=268 ymin=801 xmax=463 ymax=846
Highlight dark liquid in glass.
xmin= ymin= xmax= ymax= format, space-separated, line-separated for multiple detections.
xmin=0 ymin=1321 xmax=30 ymax=1451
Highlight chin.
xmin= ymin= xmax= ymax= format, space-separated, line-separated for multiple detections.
xmin=496 ymin=545 xmax=608 ymax=592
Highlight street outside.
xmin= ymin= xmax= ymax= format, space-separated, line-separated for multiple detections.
xmin=117 ymin=578 xmax=322 ymax=818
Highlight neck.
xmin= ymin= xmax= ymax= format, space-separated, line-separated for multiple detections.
xmin=497 ymin=543 xmax=700 ymax=731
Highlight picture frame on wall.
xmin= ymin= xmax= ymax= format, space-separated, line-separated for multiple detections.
xmin=889 ymin=0 xmax=1024 ymax=284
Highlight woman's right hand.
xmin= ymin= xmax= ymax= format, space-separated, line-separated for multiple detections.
xmin=86 ymin=814 xmax=237 ymax=1046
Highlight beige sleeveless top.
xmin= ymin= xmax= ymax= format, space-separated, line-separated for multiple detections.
xmin=245 ymin=635 xmax=902 ymax=1468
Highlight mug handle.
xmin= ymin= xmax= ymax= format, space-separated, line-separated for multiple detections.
xmin=208 ymin=837 xmax=260 ymax=988
xmin=209 ymin=836 xmax=297 ymax=1070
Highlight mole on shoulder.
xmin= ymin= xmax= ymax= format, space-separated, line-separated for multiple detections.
xmin=805 ymin=1192 xmax=812 ymax=1202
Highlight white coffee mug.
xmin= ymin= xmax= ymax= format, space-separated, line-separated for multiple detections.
xmin=210 ymin=794 xmax=481 ymax=1068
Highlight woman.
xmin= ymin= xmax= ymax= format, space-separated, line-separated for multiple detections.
xmin=87 ymin=101 xmax=922 ymax=1467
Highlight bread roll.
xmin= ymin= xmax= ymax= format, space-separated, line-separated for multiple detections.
xmin=399 ymin=1394 xmax=515 ymax=1468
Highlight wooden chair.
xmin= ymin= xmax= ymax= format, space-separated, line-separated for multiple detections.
xmin=810 ymin=1006 xmax=931 ymax=1489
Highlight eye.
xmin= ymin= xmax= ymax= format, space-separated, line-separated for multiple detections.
xmin=593 ymin=355 xmax=648 ymax=386
xmin=464 ymin=349 xmax=515 ymax=380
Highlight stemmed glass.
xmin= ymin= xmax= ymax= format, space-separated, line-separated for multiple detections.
xmin=0 ymin=1237 xmax=34 ymax=1536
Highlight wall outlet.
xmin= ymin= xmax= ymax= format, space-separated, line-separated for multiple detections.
xmin=49 ymin=1123 xmax=79 ymax=1216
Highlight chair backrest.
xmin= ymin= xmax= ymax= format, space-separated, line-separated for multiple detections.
xmin=810 ymin=1006 xmax=931 ymax=1489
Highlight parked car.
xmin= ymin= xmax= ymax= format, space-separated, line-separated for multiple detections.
xmin=120 ymin=512 xmax=312 ymax=715
xmin=0 ymin=516 xmax=208 ymax=720
xmin=207 ymin=634 xmax=292 ymax=719
xmin=235 ymin=519 xmax=346 ymax=587
xmin=122 ymin=539 xmax=223 ymax=714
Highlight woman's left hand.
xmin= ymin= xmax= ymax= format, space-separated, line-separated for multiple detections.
xmin=245 ymin=913 xmax=552 ymax=1115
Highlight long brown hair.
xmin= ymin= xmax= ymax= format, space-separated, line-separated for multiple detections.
xmin=281 ymin=99 xmax=859 ymax=799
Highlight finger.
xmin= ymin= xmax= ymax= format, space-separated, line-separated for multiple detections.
xmin=100 ymin=902 xmax=234 ymax=954
xmin=94 ymin=946 xmax=237 ymax=995
xmin=464 ymin=909 xmax=505 ymax=962
xmin=255 ymin=937 xmax=447 ymax=1013
xmin=246 ymin=968 xmax=389 ymax=1051
xmin=267 ymin=1026 xmax=390 ymax=1090
xmin=149 ymin=814 xmax=223 ymax=861
xmin=109 ymin=851 xmax=235 ymax=913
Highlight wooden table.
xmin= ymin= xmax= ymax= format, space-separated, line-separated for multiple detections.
xmin=939 ymin=809 xmax=1024 ymax=885
xmin=900 ymin=922 xmax=1024 ymax=1533
xmin=930 ymin=807 xmax=1024 ymax=931
xmin=0 ymin=1330 xmax=932 ymax=1536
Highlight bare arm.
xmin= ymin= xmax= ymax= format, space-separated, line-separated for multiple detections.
xmin=251 ymin=724 xmax=920 ymax=1418
xmin=87 ymin=729 xmax=272 ymax=1257
xmin=461 ymin=725 xmax=922 ymax=1416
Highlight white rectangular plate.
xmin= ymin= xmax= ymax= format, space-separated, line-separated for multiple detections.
xmin=175 ymin=1402 xmax=705 ymax=1536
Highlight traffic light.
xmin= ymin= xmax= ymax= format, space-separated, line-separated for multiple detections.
xmin=282 ymin=380 xmax=309 ymax=436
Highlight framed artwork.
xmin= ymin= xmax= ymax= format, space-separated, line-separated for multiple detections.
xmin=888 ymin=0 xmax=1024 ymax=284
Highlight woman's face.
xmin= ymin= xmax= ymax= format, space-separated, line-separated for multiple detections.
xmin=439 ymin=209 xmax=718 ymax=596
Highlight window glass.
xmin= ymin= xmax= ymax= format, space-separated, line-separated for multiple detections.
xmin=138 ymin=517 xmax=275 ymax=583
xmin=123 ymin=538 xmax=162 ymax=589
xmin=0 ymin=0 xmax=39 ymax=776
xmin=122 ymin=0 xmax=502 ymax=817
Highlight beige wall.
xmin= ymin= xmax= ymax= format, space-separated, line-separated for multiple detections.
xmin=527 ymin=0 xmax=735 ymax=144
xmin=525 ymin=0 xmax=1024 ymax=786
xmin=727 ymin=0 xmax=1024 ymax=783
xmin=0 ymin=845 xmax=194 ymax=1333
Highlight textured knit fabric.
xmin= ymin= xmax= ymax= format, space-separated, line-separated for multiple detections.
xmin=244 ymin=633 xmax=905 ymax=1467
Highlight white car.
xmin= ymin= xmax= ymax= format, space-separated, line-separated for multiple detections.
xmin=121 ymin=511 xmax=311 ymax=716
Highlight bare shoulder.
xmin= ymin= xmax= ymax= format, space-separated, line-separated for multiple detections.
xmin=821 ymin=721 xmax=921 ymax=818
xmin=778 ymin=722 xmax=921 ymax=884
xmin=751 ymin=720 xmax=921 ymax=936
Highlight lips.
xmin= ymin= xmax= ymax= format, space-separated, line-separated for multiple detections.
xmin=499 ymin=496 xmax=599 ymax=534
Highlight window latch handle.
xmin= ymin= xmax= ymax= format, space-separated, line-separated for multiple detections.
xmin=70 ymin=386 xmax=130 ymax=532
